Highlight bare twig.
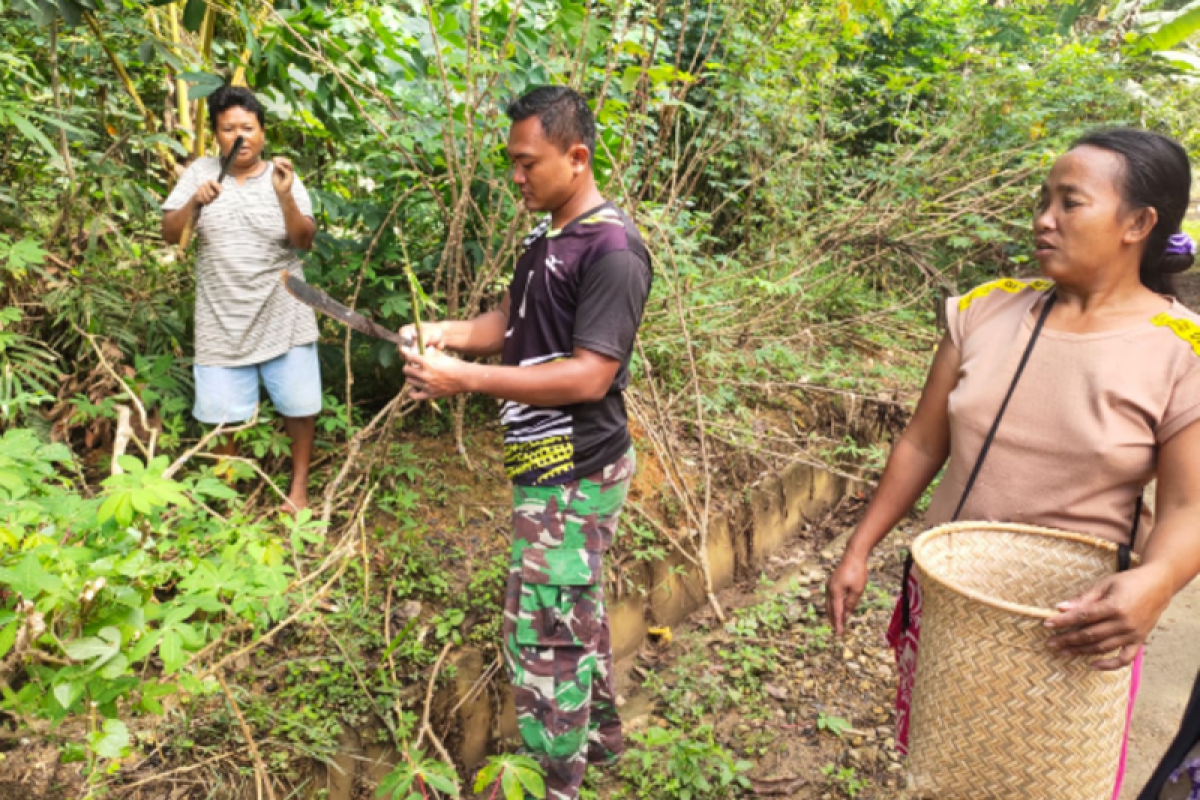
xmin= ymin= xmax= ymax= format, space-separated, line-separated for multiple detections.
xmin=193 ymin=453 xmax=289 ymax=508
xmin=163 ymin=408 xmax=261 ymax=480
xmin=217 ymin=671 xmax=278 ymax=800
xmin=116 ymin=755 xmax=231 ymax=796
xmin=415 ymin=641 xmax=456 ymax=768
xmin=77 ymin=326 xmax=158 ymax=461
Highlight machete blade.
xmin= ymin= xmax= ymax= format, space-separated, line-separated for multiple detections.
xmin=280 ymin=271 xmax=404 ymax=345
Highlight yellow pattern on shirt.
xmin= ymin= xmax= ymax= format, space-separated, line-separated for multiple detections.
xmin=504 ymin=436 xmax=576 ymax=483
xmin=957 ymin=278 xmax=1054 ymax=311
xmin=1151 ymin=312 xmax=1200 ymax=358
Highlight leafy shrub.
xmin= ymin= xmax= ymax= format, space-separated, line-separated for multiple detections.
xmin=618 ymin=725 xmax=752 ymax=800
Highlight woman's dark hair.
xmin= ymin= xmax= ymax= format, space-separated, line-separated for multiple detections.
xmin=207 ymin=86 xmax=265 ymax=132
xmin=1072 ymin=128 xmax=1193 ymax=295
xmin=506 ymin=86 xmax=596 ymax=162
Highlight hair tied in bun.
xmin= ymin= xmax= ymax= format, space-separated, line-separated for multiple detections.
xmin=1165 ymin=232 xmax=1196 ymax=257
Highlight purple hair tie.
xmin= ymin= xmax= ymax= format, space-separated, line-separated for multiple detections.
xmin=1166 ymin=232 xmax=1196 ymax=256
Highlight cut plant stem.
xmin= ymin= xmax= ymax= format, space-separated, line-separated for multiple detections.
xmin=404 ymin=265 xmax=440 ymax=414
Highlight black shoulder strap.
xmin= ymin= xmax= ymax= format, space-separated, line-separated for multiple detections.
xmin=1117 ymin=495 xmax=1142 ymax=572
xmin=901 ymin=291 xmax=1056 ymax=633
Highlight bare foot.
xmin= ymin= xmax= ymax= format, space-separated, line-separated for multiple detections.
xmin=279 ymin=494 xmax=308 ymax=518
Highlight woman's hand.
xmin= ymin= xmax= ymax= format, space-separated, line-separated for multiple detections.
xmin=193 ymin=179 xmax=222 ymax=206
xmin=826 ymin=551 xmax=870 ymax=636
xmin=1045 ymin=562 xmax=1175 ymax=670
xmin=272 ymin=156 xmax=296 ymax=196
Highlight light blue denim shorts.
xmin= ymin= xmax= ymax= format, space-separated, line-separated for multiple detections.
xmin=193 ymin=343 xmax=322 ymax=424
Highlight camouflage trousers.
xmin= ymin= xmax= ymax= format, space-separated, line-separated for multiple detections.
xmin=502 ymin=450 xmax=635 ymax=800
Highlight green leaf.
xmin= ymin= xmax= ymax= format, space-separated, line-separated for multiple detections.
xmin=1154 ymin=49 xmax=1200 ymax=71
xmin=0 ymin=621 xmax=17 ymax=660
xmin=60 ymin=742 xmax=87 ymax=764
xmin=422 ymin=771 xmax=459 ymax=796
xmin=63 ymin=626 xmax=122 ymax=672
xmin=1 ymin=238 xmax=48 ymax=275
xmin=181 ymin=0 xmax=207 ymax=32
xmin=97 ymin=490 xmax=135 ymax=526
xmin=1136 ymin=0 xmax=1200 ymax=52
xmin=501 ymin=770 xmax=520 ymax=800
xmin=139 ymin=682 xmax=176 ymax=715
xmin=144 ymin=682 xmax=178 ymax=700
xmin=87 ymin=718 xmax=130 ymax=760
xmin=514 ymin=764 xmax=545 ymax=798
xmin=99 ymin=652 xmax=130 ymax=679
xmin=0 ymin=553 xmax=64 ymax=599
xmin=376 ymin=769 xmax=413 ymax=799
xmin=163 ymin=604 xmax=197 ymax=627
xmin=159 ymin=629 xmax=186 ymax=673
xmin=127 ymin=630 xmax=161 ymax=662
xmin=0 ymin=469 xmax=25 ymax=496
xmin=54 ymin=0 xmax=85 ymax=28
xmin=116 ymin=455 xmax=144 ymax=474
xmin=53 ymin=681 xmax=84 ymax=710
xmin=473 ymin=761 xmax=500 ymax=793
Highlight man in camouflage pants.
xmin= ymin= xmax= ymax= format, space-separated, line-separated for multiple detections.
xmin=399 ymin=86 xmax=652 ymax=799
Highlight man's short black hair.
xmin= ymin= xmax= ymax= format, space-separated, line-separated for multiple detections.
xmin=207 ymin=85 xmax=265 ymax=131
xmin=506 ymin=86 xmax=595 ymax=162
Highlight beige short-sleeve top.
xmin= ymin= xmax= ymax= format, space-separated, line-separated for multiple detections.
xmin=924 ymin=278 xmax=1200 ymax=546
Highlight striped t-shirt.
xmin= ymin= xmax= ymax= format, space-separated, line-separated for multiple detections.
xmin=163 ymin=157 xmax=319 ymax=367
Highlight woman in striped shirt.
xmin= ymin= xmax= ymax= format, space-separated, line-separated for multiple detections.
xmin=162 ymin=86 xmax=321 ymax=515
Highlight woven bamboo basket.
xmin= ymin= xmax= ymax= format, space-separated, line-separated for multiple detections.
xmin=907 ymin=522 xmax=1134 ymax=799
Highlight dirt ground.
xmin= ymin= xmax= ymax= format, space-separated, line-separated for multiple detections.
xmin=602 ymin=494 xmax=915 ymax=800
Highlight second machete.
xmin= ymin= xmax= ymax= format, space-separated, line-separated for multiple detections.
xmin=280 ymin=270 xmax=404 ymax=346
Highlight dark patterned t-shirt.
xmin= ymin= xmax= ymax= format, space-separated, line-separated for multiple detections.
xmin=501 ymin=202 xmax=652 ymax=485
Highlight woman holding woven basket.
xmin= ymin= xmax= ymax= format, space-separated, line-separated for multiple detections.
xmin=826 ymin=128 xmax=1200 ymax=797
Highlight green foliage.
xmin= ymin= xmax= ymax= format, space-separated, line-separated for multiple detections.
xmin=0 ymin=307 xmax=59 ymax=426
xmin=98 ymin=455 xmax=192 ymax=526
xmin=618 ymin=725 xmax=752 ymax=800
xmin=0 ymin=428 xmax=300 ymax=765
xmin=376 ymin=745 xmax=461 ymax=799
xmin=817 ymin=712 xmax=852 ymax=737
xmin=473 ymin=753 xmax=546 ymax=800
xmin=821 ymin=763 xmax=870 ymax=798
xmin=1135 ymin=1 xmax=1200 ymax=53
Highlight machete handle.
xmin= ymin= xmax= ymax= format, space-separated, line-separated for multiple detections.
xmin=176 ymin=135 xmax=243 ymax=253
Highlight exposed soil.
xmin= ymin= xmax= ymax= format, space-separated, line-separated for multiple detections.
xmin=595 ymin=494 xmax=918 ymax=800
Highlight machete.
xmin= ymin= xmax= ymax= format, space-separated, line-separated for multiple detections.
xmin=280 ymin=270 xmax=405 ymax=346
xmin=178 ymin=135 xmax=244 ymax=250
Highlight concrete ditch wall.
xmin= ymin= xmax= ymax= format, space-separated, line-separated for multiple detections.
xmin=314 ymin=460 xmax=849 ymax=798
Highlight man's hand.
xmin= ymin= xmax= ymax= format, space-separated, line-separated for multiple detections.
xmin=826 ymin=552 xmax=869 ymax=637
xmin=398 ymin=322 xmax=447 ymax=354
xmin=194 ymin=180 xmax=222 ymax=206
xmin=1045 ymin=563 xmax=1174 ymax=670
xmin=272 ymin=157 xmax=296 ymax=196
xmin=401 ymin=346 xmax=468 ymax=401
